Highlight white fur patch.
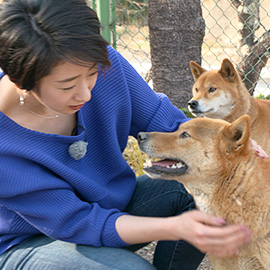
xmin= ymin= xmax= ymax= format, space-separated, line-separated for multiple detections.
xmin=193 ymin=92 xmax=234 ymax=119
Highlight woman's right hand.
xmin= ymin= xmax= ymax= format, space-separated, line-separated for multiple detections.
xmin=171 ymin=210 xmax=252 ymax=257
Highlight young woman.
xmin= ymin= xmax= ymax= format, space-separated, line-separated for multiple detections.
xmin=0 ymin=0 xmax=251 ymax=269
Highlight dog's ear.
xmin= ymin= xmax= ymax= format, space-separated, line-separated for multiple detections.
xmin=219 ymin=115 xmax=250 ymax=156
xmin=190 ymin=61 xmax=206 ymax=81
xmin=218 ymin=59 xmax=239 ymax=83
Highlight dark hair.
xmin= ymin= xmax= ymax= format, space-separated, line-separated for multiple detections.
xmin=0 ymin=0 xmax=110 ymax=90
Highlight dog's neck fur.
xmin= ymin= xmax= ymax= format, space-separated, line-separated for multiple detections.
xmin=188 ymin=186 xmax=214 ymax=214
xmin=187 ymin=152 xmax=265 ymax=220
xmin=224 ymin=83 xmax=256 ymax=123
xmin=209 ymin=153 xmax=268 ymax=224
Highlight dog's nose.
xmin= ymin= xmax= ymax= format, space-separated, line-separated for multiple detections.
xmin=188 ymin=100 xmax=198 ymax=109
xmin=137 ymin=132 xmax=149 ymax=143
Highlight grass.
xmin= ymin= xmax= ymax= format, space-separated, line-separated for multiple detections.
xmin=123 ymin=136 xmax=149 ymax=176
xmin=255 ymin=93 xmax=270 ymax=100
xmin=123 ymin=108 xmax=192 ymax=176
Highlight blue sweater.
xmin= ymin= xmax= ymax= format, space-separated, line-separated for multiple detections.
xmin=0 ymin=47 xmax=188 ymax=254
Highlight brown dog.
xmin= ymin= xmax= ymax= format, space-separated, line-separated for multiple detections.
xmin=138 ymin=115 xmax=270 ymax=270
xmin=188 ymin=59 xmax=270 ymax=154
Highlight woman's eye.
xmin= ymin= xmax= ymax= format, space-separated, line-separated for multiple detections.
xmin=179 ymin=131 xmax=190 ymax=138
xmin=61 ymin=85 xmax=75 ymax=90
xmin=89 ymin=71 xmax=98 ymax=77
xmin=208 ymin=87 xmax=217 ymax=93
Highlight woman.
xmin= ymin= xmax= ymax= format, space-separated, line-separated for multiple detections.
xmin=0 ymin=0 xmax=251 ymax=269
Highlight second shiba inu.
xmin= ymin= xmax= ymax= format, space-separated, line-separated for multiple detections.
xmin=188 ymin=59 xmax=270 ymax=154
xmin=138 ymin=115 xmax=270 ymax=270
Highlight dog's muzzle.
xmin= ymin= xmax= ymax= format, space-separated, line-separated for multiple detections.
xmin=188 ymin=100 xmax=198 ymax=110
xmin=137 ymin=132 xmax=188 ymax=176
xmin=137 ymin=132 xmax=149 ymax=144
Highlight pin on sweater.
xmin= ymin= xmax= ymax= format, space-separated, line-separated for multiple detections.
xmin=69 ymin=125 xmax=88 ymax=160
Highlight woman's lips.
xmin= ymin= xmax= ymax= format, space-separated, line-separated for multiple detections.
xmin=69 ymin=103 xmax=85 ymax=110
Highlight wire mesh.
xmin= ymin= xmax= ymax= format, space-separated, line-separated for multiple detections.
xmin=91 ymin=0 xmax=270 ymax=97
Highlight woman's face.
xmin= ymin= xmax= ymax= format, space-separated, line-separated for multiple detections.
xmin=32 ymin=61 xmax=98 ymax=115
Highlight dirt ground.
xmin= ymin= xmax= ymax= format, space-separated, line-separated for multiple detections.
xmin=136 ymin=241 xmax=213 ymax=269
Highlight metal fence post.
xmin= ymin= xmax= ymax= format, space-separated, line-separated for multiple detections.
xmin=97 ymin=0 xmax=111 ymax=44
xmin=91 ymin=0 xmax=96 ymax=11
xmin=111 ymin=0 xmax=117 ymax=49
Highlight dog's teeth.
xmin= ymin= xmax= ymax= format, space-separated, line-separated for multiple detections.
xmin=143 ymin=159 xmax=184 ymax=170
xmin=177 ymin=163 xmax=184 ymax=168
xmin=143 ymin=159 xmax=152 ymax=168
xmin=166 ymin=162 xmax=184 ymax=169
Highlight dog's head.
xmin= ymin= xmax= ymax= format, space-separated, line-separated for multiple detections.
xmin=188 ymin=59 xmax=242 ymax=119
xmin=138 ymin=115 xmax=251 ymax=195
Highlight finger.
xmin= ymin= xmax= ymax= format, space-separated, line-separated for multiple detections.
xmin=196 ymin=224 xmax=251 ymax=257
xmin=190 ymin=210 xmax=226 ymax=227
xmin=199 ymin=224 xmax=251 ymax=246
xmin=203 ymin=223 xmax=250 ymax=238
xmin=188 ymin=211 xmax=252 ymax=244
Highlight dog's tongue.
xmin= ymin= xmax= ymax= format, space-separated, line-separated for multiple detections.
xmin=152 ymin=159 xmax=176 ymax=167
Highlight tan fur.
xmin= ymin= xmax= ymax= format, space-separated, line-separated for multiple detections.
xmin=188 ymin=59 xmax=270 ymax=154
xmin=138 ymin=116 xmax=270 ymax=270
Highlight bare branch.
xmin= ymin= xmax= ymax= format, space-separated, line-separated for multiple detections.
xmin=230 ymin=0 xmax=241 ymax=9
xmin=237 ymin=30 xmax=270 ymax=95
xmin=237 ymin=0 xmax=260 ymax=50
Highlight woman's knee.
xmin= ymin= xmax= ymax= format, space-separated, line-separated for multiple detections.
xmin=0 ymin=236 xmax=156 ymax=270
xmin=128 ymin=176 xmax=195 ymax=217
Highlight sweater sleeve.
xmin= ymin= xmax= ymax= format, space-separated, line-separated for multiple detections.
xmin=0 ymin=155 xmax=128 ymax=248
xmin=111 ymin=48 xmax=189 ymax=136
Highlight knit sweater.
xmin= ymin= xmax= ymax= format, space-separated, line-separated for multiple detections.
xmin=0 ymin=46 xmax=188 ymax=255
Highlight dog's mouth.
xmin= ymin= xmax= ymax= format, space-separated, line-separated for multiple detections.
xmin=190 ymin=108 xmax=214 ymax=115
xmin=143 ymin=158 xmax=188 ymax=175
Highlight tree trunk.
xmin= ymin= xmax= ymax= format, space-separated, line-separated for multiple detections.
xmin=231 ymin=0 xmax=270 ymax=95
xmin=148 ymin=0 xmax=205 ymax=108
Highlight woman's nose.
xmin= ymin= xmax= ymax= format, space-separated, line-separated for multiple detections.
xmin=74 ymin=81 xmax=93 ymax=102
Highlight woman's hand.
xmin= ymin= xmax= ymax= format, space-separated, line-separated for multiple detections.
xmin=116 ymin=210 xmax=251 ymax=258
xmin=172 ymin=210 xmax=252 ymax=257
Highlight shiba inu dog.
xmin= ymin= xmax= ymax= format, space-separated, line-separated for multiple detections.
xmin=188 ymin=59 xmax=270 ymax=154
xmin=138 ymin=115 xmax=270 ymax=270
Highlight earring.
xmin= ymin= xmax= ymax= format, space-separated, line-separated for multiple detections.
xmin=19 ymin=91 xmax=25 ymax=105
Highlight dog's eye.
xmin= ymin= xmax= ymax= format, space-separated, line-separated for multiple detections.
xmin=208 ymin=87 xmax=217 ymax=93
xmin=195 ymin=88 xmax=198 ymax=93
xmin=179 ymin=131 xmax=190 ymax=138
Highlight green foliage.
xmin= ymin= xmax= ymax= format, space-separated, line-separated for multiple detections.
xmin=180 ymin=107 xmax=195 ymax=118
xmin=255 ymin=93 xmax=270 ymax=100
xmin=123 ymin=136 xmax=149 ymax=176
xmin=123 ymin=107 xmax=193 ymax=176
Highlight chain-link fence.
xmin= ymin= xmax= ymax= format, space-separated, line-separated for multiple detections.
xmin=201 ymin=0 xmax=270 ymax=97
xmin=92 ymin=0 xmax=270 ymax=97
